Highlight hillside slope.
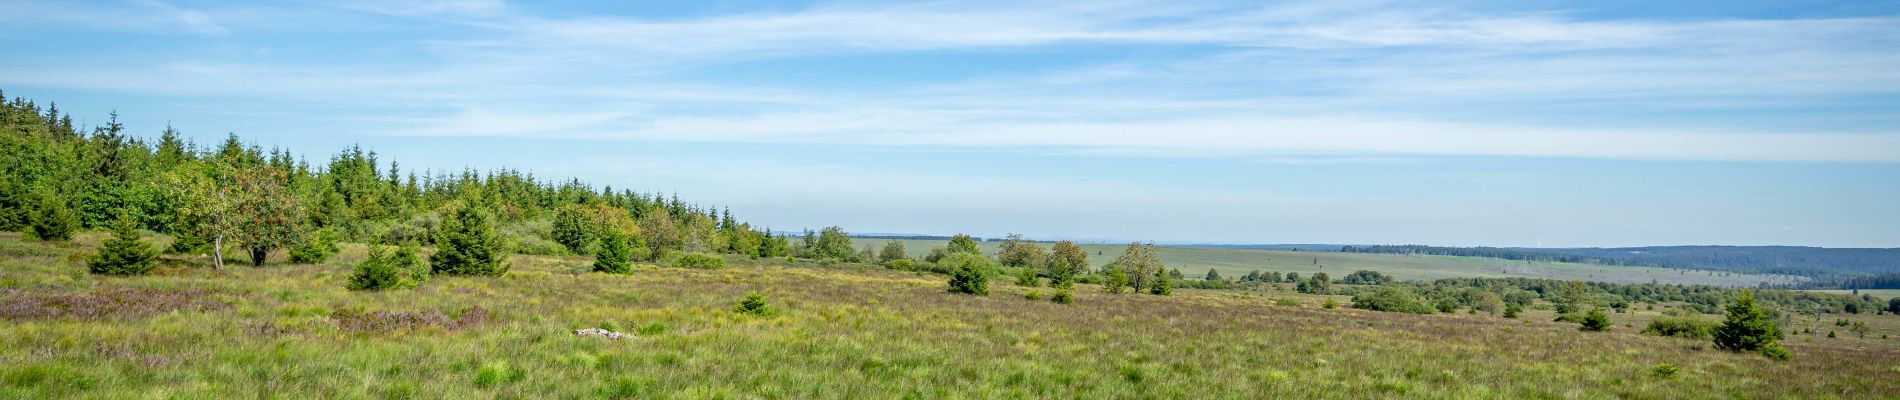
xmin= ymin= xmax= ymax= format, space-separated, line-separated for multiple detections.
xmin=4 ymin=233 xmax=1897 ymax=398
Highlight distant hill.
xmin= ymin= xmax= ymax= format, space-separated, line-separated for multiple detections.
xmin=1339 ymin=245 xmax=1900 ymax=279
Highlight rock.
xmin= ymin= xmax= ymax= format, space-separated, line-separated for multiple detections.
xmin=573 ymin=328 xmax=629 ymax=340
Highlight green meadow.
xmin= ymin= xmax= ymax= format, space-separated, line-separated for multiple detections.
xmin=5 ymin=232 xmax=1897 ymax=399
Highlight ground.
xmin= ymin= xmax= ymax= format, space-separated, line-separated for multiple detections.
xmin=3 ymin=232 xmax=1897 ymax=399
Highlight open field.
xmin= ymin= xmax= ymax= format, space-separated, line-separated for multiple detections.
xmin=873 ymin=238 xmax=1805 ymax=287
xmin=1800 ymin=289 xmax=1900 ymax=300
xmin=5 ymin=233 xmax=1899 ymax=398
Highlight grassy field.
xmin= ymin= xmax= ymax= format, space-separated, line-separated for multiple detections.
xmin=1800 ymin=289 xmax=1900 ymax=300
xmin=5 ymin=232 xmax=1898 ymax=398
xmin=872 ymin=238 xmax=1805 ymax=287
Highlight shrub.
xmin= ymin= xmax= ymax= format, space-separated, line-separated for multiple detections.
xmin=348 ymin=245 xmax=427 ymax=291
xmin=673 ymin=252 xmax=725 ymax=269
xmin=1015 ymin=268 xmax=1040 ymax=287
xmin=593 ymin=230 xmax=633 ymax=274
xmin=885 ymin=259 xmax=916 ymax=271
xmin=1101 ymin=267 xmax=1129 ymax=294
xmin=1579 ymin=309 xmax=1612 ymax=332
xmin=1554 ymin=313 xmax=1585 ymax=323
xmin=1023 ymin=290 xmax=1043 ymax=300
xmin=287 ymin=227 xmax=340 ymax=264
xmin=1714 ymin=291 xmax=1788 ymax=360
xmin=1651 ymin=364 xmax=1679 ymax=379
xmin=1642 ymin=315 xmax=1717 ymax=339
xmin=1503 ymin=303 xmax=1521 ymax=319
xmin=1274 ymin=298 xmax=1300 ymax=307
xmin=27 ymin=191 xmax=78 ymax=242
xmin=1322 ymin=298 xmax=1338 ymax=309
xmin=87 ymin=213 xmax=157 ymax=275
xmin=430 ymin=206 xmax=509 ymax=276
xmin=734 ymin=291 xmax=774 ymax=316
xmin=0 ymin=288 xmax=228 ymax=320
xmin=943 ymin=252 xmax=993 ymax=296
xmin=1051 ymin=290 xmax=1073 ymax=305
xmin=1351 ymin=286 xmax=1435 ymax=314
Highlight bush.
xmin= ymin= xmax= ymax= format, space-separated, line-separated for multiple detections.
xmin=1023 ymin=290 xmax=1042 ymax=300
xmin=27 ymin=192 xmax=78 ymax=242
xmin=1714 ymin=291 xmax=1788 ymax=360
xmin=1322 ymin=298 xmax=1338 ymax=309
xmin=430 ymin=206 xmax=509 ymax=276
xmin=593 ymin=231 xmax=633 ymax=274
xmin=1051 ymin=290 xmax=1073 ymax=305
xmin=348 ymin=245 xmax=427 ymax=290
xmin=1351 ymin=286 xmax=1435 ymax=314
xmin=1579 ymin=309 xmax=1612 ymax=332
xmin=1503 ymin=303 xmax=1521 ymax=319
xmin=885 ymin=258 xmax=916 ymax=271
xmin=1643 ymin=315 xmax=1717 ymax=339
xmin=1651 ymin=364 xmax=1679 ymax=379
xmin=733 ymin=291 xmax=774 ymax=316
xmin=1015 ymin=268 xmax=1040 ymax=287
xmin=287 ymin=228 xmax=341 ymax=264
xmin=672 ymin=252 xmax=725 ymax=269
xmin=943 ymin=252 xmax=993 ymax=296
xmin=87 ymin=213 xmax=157 ymax=275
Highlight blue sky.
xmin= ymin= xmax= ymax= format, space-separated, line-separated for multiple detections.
xmin=3 ymin=0 xmax=1898 ymax=247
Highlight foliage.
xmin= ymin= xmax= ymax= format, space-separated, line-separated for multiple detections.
xmin=1578 ymin=309 xmax=1612 ymax=332
xmin=672 ymin=252 xmax=726 ymax=269
xmin=943 ymin=252 xmax=993 ymax=296
xmin=1651 ymin=364 xmax=1679 ymax=379
xmin=877 ymin=240 xmax=907 ymax=266
xmin=1351 ymin=286 xmax=1435 ymax=314
xmin=1713 ymin=291 xmax=1787 ymax=360
xmin=1051 ymin=290 xmax=1073 ymax=305
xmin=945 ymin=234 xmax=981 ymax=256
xmin=1642 ymin=315 xmax=1717 ymax=339
xmin=1339 ymin=270 xmax=1393 ymax=285
xmin=1149 ymin=267 xmax=1172 ymax=296
xmin=637 ymin=208 xmax=682 ymax=260
xmin=1102 ymin=266 xmax=1130 ymax=294
xmin=347 ymin=245 xmax=427 ymax=290
xmin=593 ymin=229 xmax=634 ymax=274
xmin=1015 ymin=267 xmax=1040 ymax=287
xmin=87 ymin=212 xmax=157 ymax=275
xmin=997 ymin=233 xmax=1046 ymax=269
xmin=1298 ymin=272 xmax=1332 ymax=294
xmin=1110 ymin=242 xmax=1163 ymax=294
xmin=550 ymin=204 xmax=594 ymax=255
xmin=231 ymin=166 xmax=307 ymax=267
xmin=430 ymin=206 xmax=509 ymax=276
xmin=287 ymin=227 xmax=341 ymax=264
xmin=1046 ymin=240 xmax=1088 ymax=288
xmin=27 ymin=190 xmax=78 ymax=242
xmin=803 ymin=226 xmax=855 ymax=261
xmin=733 ymin=291 xmax=774 ymax=316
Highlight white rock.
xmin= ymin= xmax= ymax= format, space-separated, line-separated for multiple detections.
xmin=573 ymin=328 xmax=629 ymax=340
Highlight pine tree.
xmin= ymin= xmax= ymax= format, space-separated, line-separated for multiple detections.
xmin=431 ymin=206 xmax=509 ymax=276
xmin=551 ymin=205 xmax=595 ymax=255
xmin=1713 ymin=291 xmax=1789 ymax=360
xmin=88 ymin=211 xmax=158 ymax=275
xmin=1149 ymin=267 xmax=1173 ymax=296
xmin=944 ymin=253 xmax=992 ymax=296
xmin=1103 ymin=266 xmax=1130 ymax=294
xmin=593 ymin=229 xmax=633 ymax=274
xmin=28 ymin=190 xmax=78 ymax=242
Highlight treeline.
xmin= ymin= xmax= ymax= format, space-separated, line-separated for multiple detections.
xmin=1339 ymin=244 xmax=1900 ymax=279
xmin=0 ymin=89 xmax=809 ymax=267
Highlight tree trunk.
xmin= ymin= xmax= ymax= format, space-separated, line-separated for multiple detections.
xmin=212 ymin=234 xmax=224 ymax=270
xmin=250 ymin=246 xmax=268 ymax=267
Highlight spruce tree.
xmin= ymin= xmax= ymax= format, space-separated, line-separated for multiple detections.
xmin=28 ymin=190 xmax=78 ymax=242
xmin=593 ymin=229 xmax=633 ymax=274
xmin=1713 ymin=290 xmax=1788 ymax=360
xmin=430 ymin=206 xmax=509 ymax=276
xmin=944 ymin=252 xmax=992 ymax=295
xmin=1149 ymin=267 xmax=1172 ymax=295
xmin=88 ymin=211 xmax=158 ymax=275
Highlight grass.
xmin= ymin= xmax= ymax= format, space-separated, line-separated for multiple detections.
xmin=2 ymin=231 xmax=1897 ymax=398
xmin=874 ymin=238 xmax=1805 ymax=287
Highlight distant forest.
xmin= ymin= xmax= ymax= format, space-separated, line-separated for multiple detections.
xmin=1338 ymin=245 xmax=1900 ymax=284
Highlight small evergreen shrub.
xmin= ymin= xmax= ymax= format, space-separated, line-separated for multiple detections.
xmin=1051 ymin=290 xmax=1073 ymax=305
xmin=1015 ymin=268 xmax=1040 ymax=287
xmin=672 ymin=252 xmax=725 ymax=269
xmin=287 ymin=228 xmax=341 ymax=264
xmin=734 ymin=291 xmax=774 ymax=316
xmin=430 ymin=206 xmax=509 ymax=276
xmin=87 ymin=213 xmax=158 ymax=275
xmin=1322 ymin=298 xmax=1338 ymax=309
xmin=943 ymin=253 xmax=993 ymax=296
xmin=27 ymin=192 xmax=78 ymax=242
xmin=593 ymin=231 xmax=633 ymax=274
xmin=1579 ymin=309 xmax=1612 ymax=332
xmin=1023 ymin=290 xmax=1043 ymax=300
xmin=348 ymin=245 xmax=428 ymax=290
xmin=1714 ymin=291 xmax=1789 ymax=360
xmin=1642 ymin=315 xmax=1717 ymax=339
xmin=1651 ymin=364 xmax=1679 ymax=379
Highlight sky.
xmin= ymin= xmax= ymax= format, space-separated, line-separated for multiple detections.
xmin=2 ymin=0 xmax=1898 ymax=248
